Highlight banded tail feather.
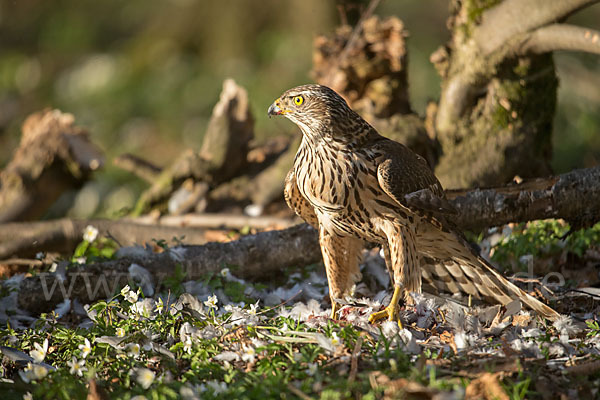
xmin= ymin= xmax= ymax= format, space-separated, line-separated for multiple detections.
xmin=417 ymin=227 xmax=560 ymax=321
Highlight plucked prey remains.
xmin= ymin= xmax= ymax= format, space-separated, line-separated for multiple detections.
xmin=268 ymin=84 xmax=559 ymax=324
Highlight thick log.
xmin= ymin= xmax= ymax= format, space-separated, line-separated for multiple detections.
xmin=17 ymin=224 xmax=320 ymax=314
xmin=447 ymin=165 xmax=600 ymax=231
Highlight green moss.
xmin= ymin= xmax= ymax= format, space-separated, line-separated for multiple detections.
xmin=455 ymin=0 xmax=503 ymax=37
xmin=466 ymin=54 xmax=556 ymax=183
xmin=465 ymin=0 xmax=503 ymax=24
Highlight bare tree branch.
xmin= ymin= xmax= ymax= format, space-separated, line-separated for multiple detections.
xmin=338 ymin=0 xmax=382 ymax=63
xmin=475 ymin=0 xmax=600 ymax=55
xmin=133 ymin=213 xmax=296 ymax=230
xmin=0 ymin=219 xmax=210 ymax=259
xmin=0 ymin=213 xmax=298 ymax=260
xmin=434 ymin=74 xmax=476 ymax=140
xmin=113 ymin=154 xmax=162 ymax=183
xmin=513 ymin=24 xmax=600 ymax=56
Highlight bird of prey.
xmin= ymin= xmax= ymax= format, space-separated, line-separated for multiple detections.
xmin=268 ymin=84 xmax=559 ymax=325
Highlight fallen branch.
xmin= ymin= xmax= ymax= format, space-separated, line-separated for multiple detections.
xmin=133 ymin=213 xmax=297 ymax=231
xmin=0 ymin=213 xmax=297 ymax=260
xmin=3 ymin=164 xmax=600 ymax=262
xmin=447 ymin=165 xmax=600 ymax=231
xmin=17 ymin=224 xmax=320 ymax=314
xmin=0 ymin=219 xmax=211 ymax=259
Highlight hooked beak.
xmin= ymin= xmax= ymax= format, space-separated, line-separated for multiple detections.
xmin=267 ymin=99 xmax=283 ymax=117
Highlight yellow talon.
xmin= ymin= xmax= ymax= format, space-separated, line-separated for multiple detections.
xmin=368 ymin=285 xmax=404 ymax=329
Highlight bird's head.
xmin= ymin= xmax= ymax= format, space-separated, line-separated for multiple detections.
xmin=268 ymin=84 xmax=366 ymax=143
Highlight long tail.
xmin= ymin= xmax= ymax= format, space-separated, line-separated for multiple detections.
xmin=416 ymin=225 xmax=560 ymax=321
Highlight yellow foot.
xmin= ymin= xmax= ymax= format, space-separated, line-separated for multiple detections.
xmin=330 ymin=301 xmax=340 ymax=320
xmin=368 ymin=285 xmax=404 ymax=329
xmin=368 ymin=305 xmax=403 ymax=329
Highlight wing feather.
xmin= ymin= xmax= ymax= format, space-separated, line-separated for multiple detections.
xmin=374 ymin=139 xmax=456 ymax=216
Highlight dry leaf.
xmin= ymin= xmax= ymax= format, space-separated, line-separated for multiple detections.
xmin=511 ymin=314 xmax=532 ymax=327
xmin=439 ymin=330 xmax=458 ymax=355
xmin=465 ymin=372 xmax=509 ymax=400
xmin=370 ymin=371 xmax=438 ymax=399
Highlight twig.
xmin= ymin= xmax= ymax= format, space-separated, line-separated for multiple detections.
xmin=286 ymin=383 xmax=314 ymax=400
xmin=320 ymin=0 xmax=382 ymax=89
xmin=113 ymin=154 xmax=162 ymax=183
xmin=0 ymin=258 xmax=43 ymax=267
xmin=338 ymin=0 xmax=382 ymax=65
xmin=348 ymin=335 xmax=364 ymax=385
xmin=259 ymin=290 xmax=303 ymax=316
xmin=221 ymin=290 xmax=303 ymax=327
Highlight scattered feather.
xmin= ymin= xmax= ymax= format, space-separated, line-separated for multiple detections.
xmin=128 ymin=263 xmax=154 ymax=296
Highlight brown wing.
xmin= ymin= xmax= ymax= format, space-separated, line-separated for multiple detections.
xmin=374 ymin=139 xmax=456 ymax=215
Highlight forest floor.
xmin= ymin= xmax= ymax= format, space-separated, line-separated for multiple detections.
xmin=0 ymin=219 xmax=599 ymax=400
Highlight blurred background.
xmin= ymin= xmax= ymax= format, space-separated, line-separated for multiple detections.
xmin=0 ymin=0 xmax=599 ymax=217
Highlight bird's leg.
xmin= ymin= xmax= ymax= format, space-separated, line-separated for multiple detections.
xmin=382 ymin=244 xmax=395 ymax=287
xmin=368 ymin=284 xmax=404 ymax=329
xmin=318 ymin=226 xmax=363 ymax=321
xmin=369 ymin=225 xmax=418 ymax=329
xmin=330 ymin=299 xmax=340 ymax=320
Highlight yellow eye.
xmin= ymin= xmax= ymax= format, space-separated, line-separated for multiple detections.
xmin=293 ymin=96 xmax=304 ymax=106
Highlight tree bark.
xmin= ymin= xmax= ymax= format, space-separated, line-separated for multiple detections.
xmin=0 ymin=109 xmax=103 ymax=222
xmin=17 ymin=223 xmax=320 ymax=314
xmin=447 ymin=165 xmax=600 ymax=231
xmin=432 ymin=0 xmax=600 ymax=189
